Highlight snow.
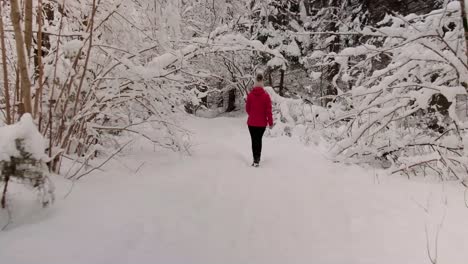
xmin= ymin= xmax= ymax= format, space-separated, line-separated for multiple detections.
xmin=447 ymin=1 xmax=461 ymax=11
xmin=267 ymin=56 xmax=286 ymax=69
xmin=144 ymin=45 xmax=198 ymax=79
xmin=210 ymin=34 xmax=286 ymax=66
xmin=340 ymin=45 xmax=376 ymax=57
xmin=324 ymin=35 xmax=336 ymax=46
xmin=285 ymin=41 xmax=301 ymax=57
xmin=0 ymin=114 xmax=47 ymax=162
xmin=1 ymin=115 xmax=468 ymax=264
xmin=310 ymin=71 xmax=322 ymax=80
xmin=62 ymin=39 xmax=83 ymax=57
xmin=309 ymin=50 xmax=326 ymax=59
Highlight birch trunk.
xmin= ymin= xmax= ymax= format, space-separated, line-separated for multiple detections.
xmin=462 ymin=0 xmax=468 ymax=59
xmin=0 ymin=3 xmax=12 ymax=124
xmin=24 ymin=0 xmax=33 ymax=57
xmin=10 ymin=0 xmax=33 ymax=114
xmin=33 ymin=0 xmax=44 ymax=119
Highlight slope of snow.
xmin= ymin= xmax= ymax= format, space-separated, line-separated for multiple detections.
xmin=1 ymin=115 xmax=468 ymax=264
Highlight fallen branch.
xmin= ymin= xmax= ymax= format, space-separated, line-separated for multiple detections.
xmin=392 ymin=159 xmax=440 ymax=174
xmin=74 ymin=140 xmax=133 ymax=181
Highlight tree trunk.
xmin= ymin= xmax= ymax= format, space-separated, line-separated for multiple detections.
xmin=33 ymin=0 xmax=44 ymax=119
xmin=462 ymin=0 xmax=468 ymax=60
xmin=0 ymin=3 xmax=12 ymax=124
xmin=10 ymin=0 xmax=33 ymax=114
xmin=303 ymin=0 xmax=311 ymax=16
xmin=14 ymin=68 xmax=20 ymax=120
xmin=268 ymin=69 xmax=273 ymax=87
xmin=279 ymin=69 xmax=285 ymax=96
xmin=24 ymin=0 xmax=34 ymax=58
xmin=72 ymin=0 xmax=97 ymax=116
xmin=226 ymin=89 xmax=236 ymax=112
xmin=320 ymin=65 xmax=324 ymax=107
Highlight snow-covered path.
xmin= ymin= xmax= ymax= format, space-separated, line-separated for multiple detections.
xmin=1 ymin=116 xmax=468 ymax=264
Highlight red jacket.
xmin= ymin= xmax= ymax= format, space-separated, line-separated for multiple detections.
xmin=246 ymin=86 xmax=273 ymax=127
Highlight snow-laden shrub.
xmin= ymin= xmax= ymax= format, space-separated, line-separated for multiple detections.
xmin=0 ymin=114 xmax=54 ymax=208
xmin=324 ymin=2 xmax=468 ymax=180
xmin=2 ymin=0 xmax=289 ymax=176
xmin=264 ymin=86 xmax=330 ymax=143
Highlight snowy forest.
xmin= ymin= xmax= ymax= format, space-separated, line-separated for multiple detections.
xmin=1 ymin=0 xmax=468 ymax=263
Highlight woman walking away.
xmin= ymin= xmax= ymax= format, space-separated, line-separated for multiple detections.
xmin=246 ymin=73 xmax=273 ymax=167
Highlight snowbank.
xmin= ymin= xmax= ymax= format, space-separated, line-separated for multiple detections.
xmin=0 ymin=114 xmax=48 ymax=162
xmin=0 ymin=114 xmax=54 ymax=209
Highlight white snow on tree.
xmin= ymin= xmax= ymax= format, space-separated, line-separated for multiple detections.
xmin=322 ymin=2 xmax=468 ymax=180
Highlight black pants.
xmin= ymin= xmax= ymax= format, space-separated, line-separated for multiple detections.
xmin=248 ymin=126 xmax=266 ymax=163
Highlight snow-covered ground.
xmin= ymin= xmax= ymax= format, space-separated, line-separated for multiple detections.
xmin=1 ymin=115 xmax=468 ymax=264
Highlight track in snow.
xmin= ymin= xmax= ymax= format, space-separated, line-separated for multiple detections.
xmin=1 ymin=115 xmax=468 ymax=264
